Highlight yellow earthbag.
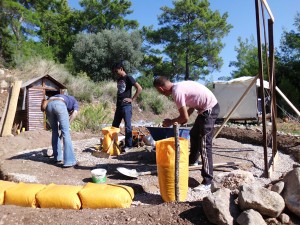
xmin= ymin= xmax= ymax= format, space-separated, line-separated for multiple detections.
xmin=4 ymin=182 xmax=46 ymax=208
xmin=156 ymin=137 xmax=189 ymax=202
xmin=78 ymin=183 xmax=134 ymax=208
xmin=36 ymin=183 xmax=83 ymax=209
xmin=101 ymin=126 xmax=120 ymax=155
xmin=0 ymin=180 xmax=17 ymax=205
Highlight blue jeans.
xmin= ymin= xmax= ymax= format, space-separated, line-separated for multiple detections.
xmin=112 ymin=105 xmax=132 ymax=147
xmin=46 ymin=100 xmax=76 ymax=166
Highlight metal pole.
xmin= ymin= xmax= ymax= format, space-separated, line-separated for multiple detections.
xmin=174 ymin=122 xmax=180 ymax=202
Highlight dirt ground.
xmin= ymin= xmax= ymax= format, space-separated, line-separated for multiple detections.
xmin=0 ymin=124 xmax=299 ymax=225
xmin=0 ymin=88 xmax=299 ymax=224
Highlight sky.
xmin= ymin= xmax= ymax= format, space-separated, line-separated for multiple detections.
xmin=69 ymin=0 xmax=299 ymax=81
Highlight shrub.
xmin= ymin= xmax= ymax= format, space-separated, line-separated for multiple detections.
xmin=71 ymin=102 xmax=112 ymax=132
xmin=138 ymin=88 xmax=171 ymax=115
xmin=93 ymin=81 xmax=117 ymax=103
xmin=136 ymin=74 xmax=155 ymax=89
xmin=64 ymin=73 xmax=97 ymax=102
xmin=150 ymin=98 xmax=164 ymax=115
xmin=72 ymin=29 xmax=143 ymax=82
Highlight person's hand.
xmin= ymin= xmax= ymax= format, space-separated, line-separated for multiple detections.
xmin=123 ymin=98 xmax=132 ymax=103
xmin=162 ymin=118 xmax=173 ymax=127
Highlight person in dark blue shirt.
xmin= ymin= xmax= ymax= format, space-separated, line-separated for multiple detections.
xmin=45 ymin=94 xmax=79 ymax=167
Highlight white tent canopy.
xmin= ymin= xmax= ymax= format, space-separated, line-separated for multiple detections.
xmin=212 ymin=76 xmax=269 ymax=120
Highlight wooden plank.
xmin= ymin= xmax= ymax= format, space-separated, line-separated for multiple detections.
xmin=0 ymin=89 xmax=10 ymax=135
xmin=1 ymin=81 xmax=22 ymax=136
xmin=27 ymin=88 xmax=44 ymax=130
xmin=268 ymin=151 xmax=279 ymax=178
xmin=261 ymin=0 xmax=274 ymax=22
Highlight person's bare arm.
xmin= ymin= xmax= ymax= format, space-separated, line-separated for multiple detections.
xmin=132 ymin=82 xmax=142 ymax=102
xmin=187 ymin=107 xmax=195 ymax=116
xmin=162 ymin=106 xmax=189 ymax=127
xmin=69 ymin=110 xmax=78 ymax=124
xmin=123 ymin=82 xmax=143 ymax=103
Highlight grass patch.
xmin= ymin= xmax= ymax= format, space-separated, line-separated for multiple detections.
xmin=277 ymin=120 xmax=300 ymax=135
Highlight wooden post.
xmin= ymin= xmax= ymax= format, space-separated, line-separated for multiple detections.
xmin=174 ymin=122 xmax=180 ymax=202
xmin=255 ymin=0 xmax=269 ymax=178
xmin=268 ymin=18 xmax=278 ymax=174
xmin=1 ymin=81 xmax=22 ymax=137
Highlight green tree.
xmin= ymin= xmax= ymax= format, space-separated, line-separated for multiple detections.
xmin=0 ymin=0 xmax=41 ymax=66
xmin=229 ymin=36 xmax=259 ymax=78
xmin=145 ymin=0 xmax=232 ymax=81
xmin=35 ymin=0 xmax=82 ymax=62
xmin=0 ymin=0 xmax=75 ymax=65
xmin=279 ymin=13 xmax=300 ymax=63
xmin=276 ymin=12 xmax=300 ymax=114
xmin=72 ymin=29 xmax=143 ymax=81
xmin=79 ymin=0 xmax=138 ymax=33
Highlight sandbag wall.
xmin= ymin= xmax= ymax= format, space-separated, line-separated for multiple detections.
xmin=0 ymin=180 xmax=134 ymax=209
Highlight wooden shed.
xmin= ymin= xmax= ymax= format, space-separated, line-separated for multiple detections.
xmin=14 ymin=75 xmax=67 ymax=131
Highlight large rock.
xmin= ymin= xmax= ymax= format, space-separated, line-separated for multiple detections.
xmin=237 ymin=209 xmax=266 ymax=225
xmin=203 ymin=188 xmax=239 ymax=225
xmin=270 ymin=181 xmax=284 ymax=194
xmin=212 ymin=170 xmax=255 ymax=193
xmin=238 ymin=185 xmax=285 ymax=218
xmin=283 ymin=168 xmax=300 ymax=217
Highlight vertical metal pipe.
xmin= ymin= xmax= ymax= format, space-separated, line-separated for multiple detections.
xmin=255 ymin=0 xmax=269 ymax=177
xmin=174 ymin=122 xmax=180 ymax=202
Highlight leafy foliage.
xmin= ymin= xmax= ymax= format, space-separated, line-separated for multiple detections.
xmin=72 ymin=29 xmax=143 ymax=81
xmin=79 ymin=0 xmax=138 ymax=32
xmin=276 ymin=13 xmax=300 ymax=115
xmin=144 ymin=0 xmax=232 ymax=81
xmin=229 ymin=36 xmax=259 ymax=78
xmin=136 ymin=73 xmax=154 ymax=89
xmin=0 ymin=0 xmax=139 ymax=66
xmin=138 ymin=88 xmax=167 ymax=115
xmin=71 ymin=102 xmax=112 ymax=132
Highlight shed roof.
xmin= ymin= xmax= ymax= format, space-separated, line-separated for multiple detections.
xmin=21 ymin=74 xmax=67 ymax=89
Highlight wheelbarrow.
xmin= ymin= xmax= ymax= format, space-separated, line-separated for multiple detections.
xmin=146 ymin=126 xmax=191 ymax=141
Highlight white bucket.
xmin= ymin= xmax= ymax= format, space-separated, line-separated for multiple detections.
xmin=91 ymin=168 xmax=107 ymax=183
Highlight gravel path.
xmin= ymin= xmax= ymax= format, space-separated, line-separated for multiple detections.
xmin=2 ymin=137 xmax=297 ymax=206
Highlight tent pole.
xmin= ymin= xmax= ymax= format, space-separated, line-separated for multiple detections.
xmin=275 ymin=87 xmax=300 ymax=117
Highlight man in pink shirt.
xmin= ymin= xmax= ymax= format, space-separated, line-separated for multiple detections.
xmin=153 ymin=76 xmax=220 ymax=192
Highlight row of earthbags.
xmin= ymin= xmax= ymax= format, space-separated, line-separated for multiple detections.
xmin=1 ymin=136 xmax=190 ymax=209
xmin=0 ymin=181 xmax=134 ymax=209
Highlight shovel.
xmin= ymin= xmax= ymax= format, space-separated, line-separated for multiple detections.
xmin=116 ymin=167 xmax=157 ymax=178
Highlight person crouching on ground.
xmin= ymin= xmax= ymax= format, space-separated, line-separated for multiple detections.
xmin=153 ymin=76 xmax=220 ymax=192
xmin=111 ymin=61 xmax=142 ymax=152
xmin=44 ymin=94 xmax=79 ymax=167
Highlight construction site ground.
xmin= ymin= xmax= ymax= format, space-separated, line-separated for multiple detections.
xmin=0 ymin=124 xmax=299 ymax=225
